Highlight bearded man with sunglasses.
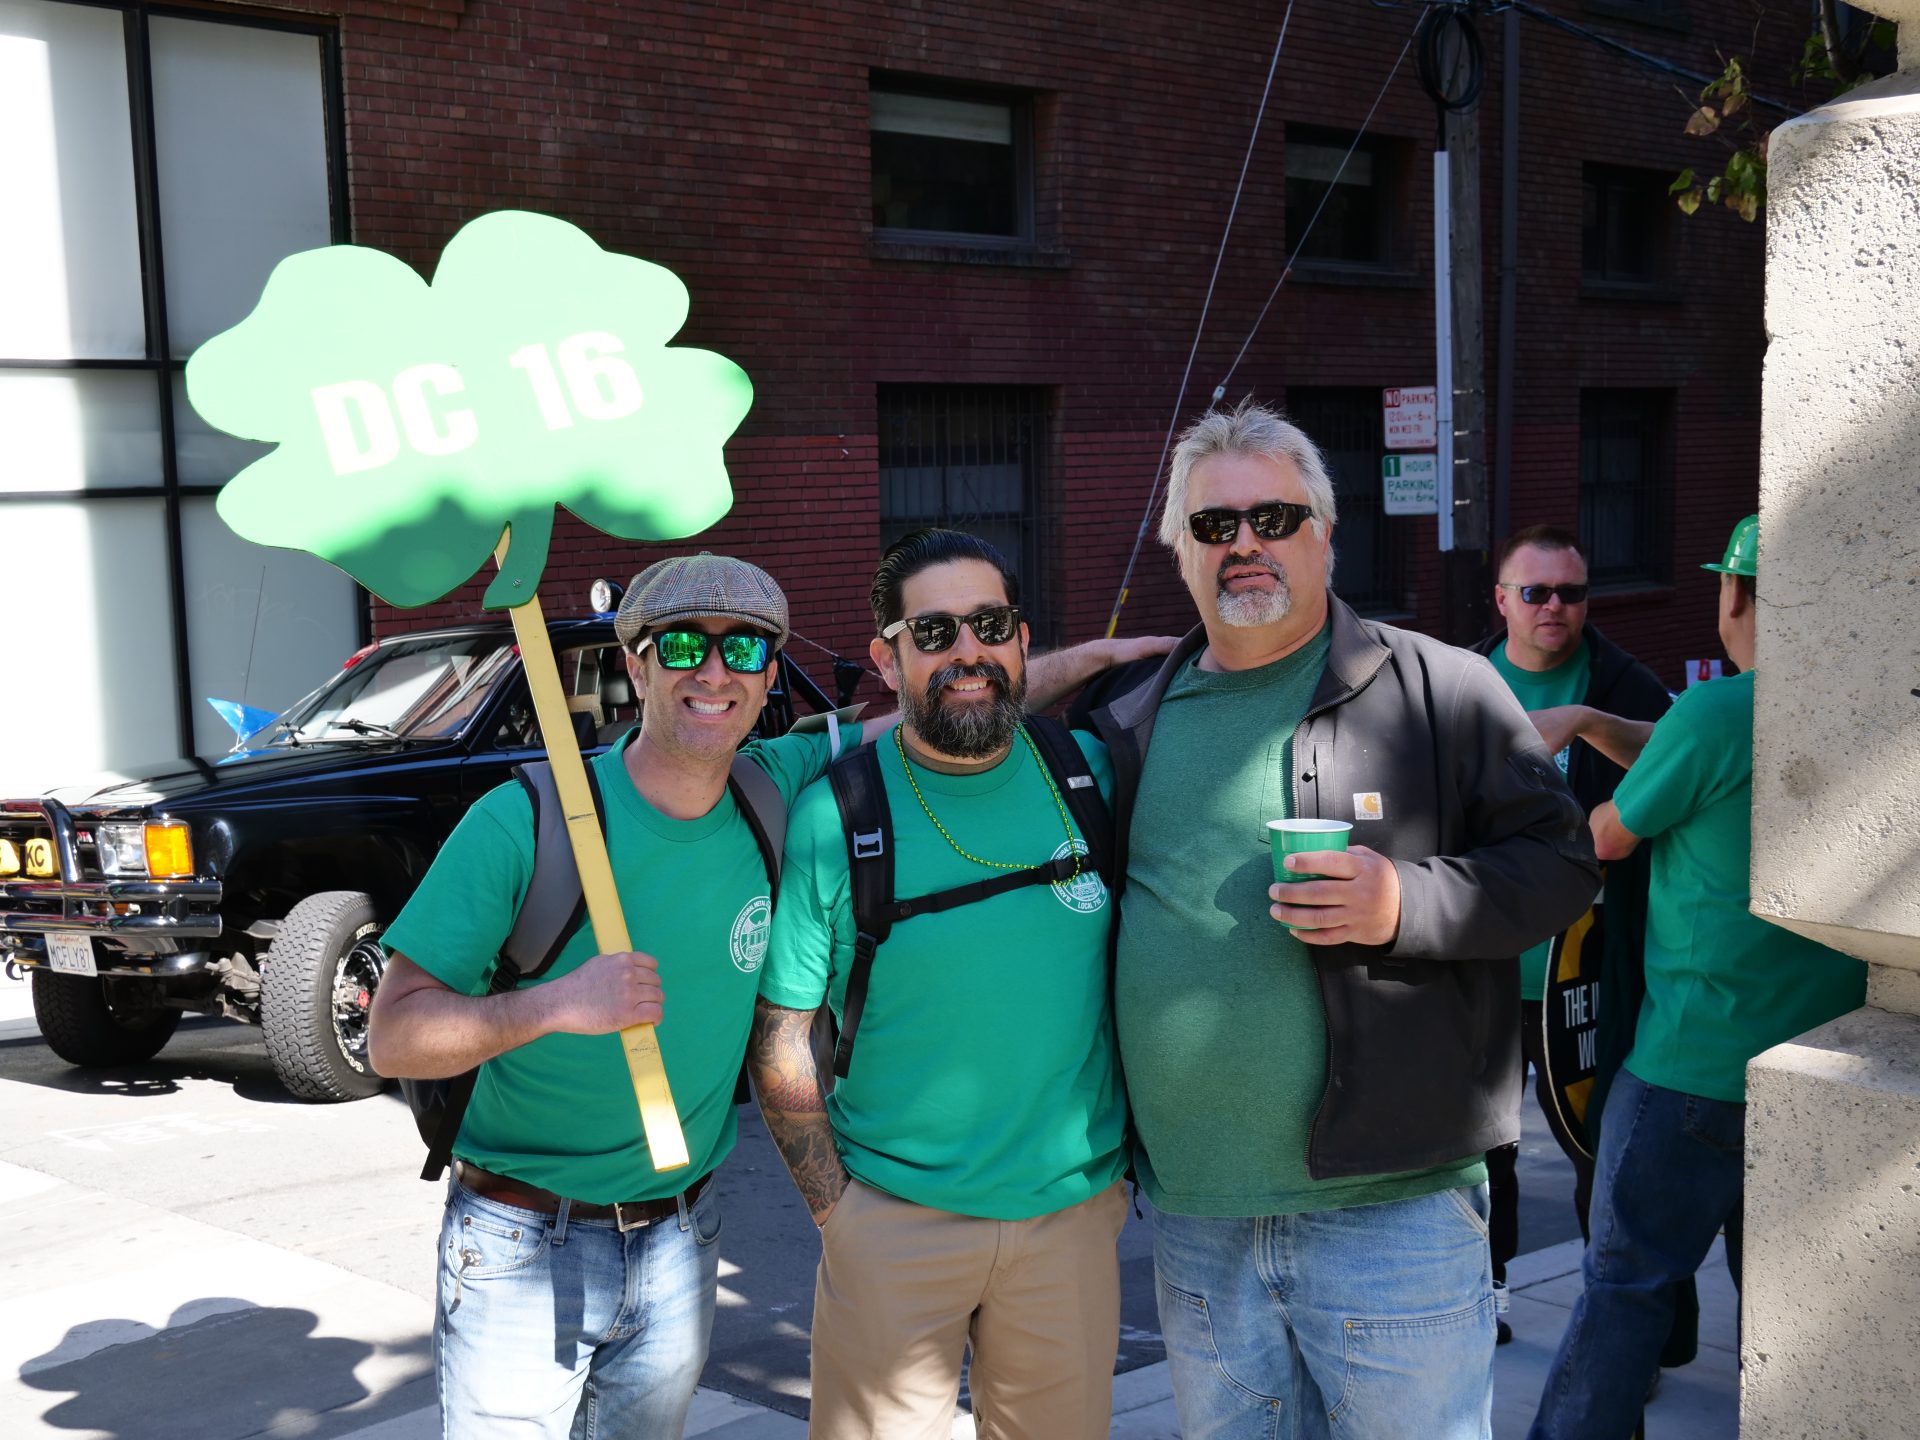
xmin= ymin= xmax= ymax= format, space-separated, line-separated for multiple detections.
xmin=1469 ymin=526 xmax=1672 ymax=1346
xmin=1085 ymin=401 xmax=1599 ymax=1440
xmin=751 ymin=528 xmax=1149 ymax=1440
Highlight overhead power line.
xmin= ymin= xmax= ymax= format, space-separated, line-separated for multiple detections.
xmin=1105 ymin=3 xmax=1430 ymax=637
xmin=1101 ymin=0 xmax=1299 ymax=638
xmin=1499 ymin=0 xmax=1803 ymax=117
xmin=1212 ymin=10 xmax=1426 ymax=401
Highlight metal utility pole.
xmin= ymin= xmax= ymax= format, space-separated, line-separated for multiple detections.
xmin=1422 ymin=4 xmax=1492 ymax=647
xmin=1443 ymin=102 xmax=1491 ymax=645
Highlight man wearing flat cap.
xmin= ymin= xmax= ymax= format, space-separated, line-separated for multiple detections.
xmin=369 ymin=551 xmax=1168 ymax=1439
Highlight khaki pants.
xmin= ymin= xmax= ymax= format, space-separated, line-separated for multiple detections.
xmin=808 ymin=1178 xmax=1127 ymax=1440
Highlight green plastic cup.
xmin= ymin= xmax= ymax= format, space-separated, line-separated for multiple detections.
xmin=1267 ymin=818 xmax=1353 ymax=884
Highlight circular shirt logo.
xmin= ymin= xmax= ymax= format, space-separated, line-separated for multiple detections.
xmin=1050 ymin=839 xmax=1107 ymax=914
xmin=730 ymin=895 xmax=772 ymax=972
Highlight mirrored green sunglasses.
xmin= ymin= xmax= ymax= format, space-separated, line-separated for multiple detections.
xmin=635 ymin=630 xmax=774 ymax=674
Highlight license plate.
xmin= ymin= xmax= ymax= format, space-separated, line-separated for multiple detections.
xmin=45 ymin=933 xmax=97 ymax=978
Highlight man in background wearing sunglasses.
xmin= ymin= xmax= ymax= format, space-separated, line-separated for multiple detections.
xmin=752 ymin=528 xmax=1143 ymax=1440
xmin=1468 ymin=526 xmax=1672 ymax=1345
xmin=1085 ymin=400 xmax=1599 ymax=1440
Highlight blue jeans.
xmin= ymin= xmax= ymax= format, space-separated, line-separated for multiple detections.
xmin=434 ymin=1176 xmax=723 ymax=1440
xmin=1528 ymin=1069 xmax=1745 ymax=1440
xmin=1152 ymin=1186 xmax=1496 ymax=1440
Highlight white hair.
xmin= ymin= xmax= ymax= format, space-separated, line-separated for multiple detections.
xmin=1158 ymin=398 xmax=1337 ymax=583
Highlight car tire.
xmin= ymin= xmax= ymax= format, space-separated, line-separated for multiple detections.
xmin=31 ymin=969 xmax=180 ymax=1067
xmin=262 ymin=891 xmax=388 ymax=1102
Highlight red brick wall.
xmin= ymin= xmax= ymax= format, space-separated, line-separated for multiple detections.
xmin=245 ymin=0 xmax=1801 ymax=694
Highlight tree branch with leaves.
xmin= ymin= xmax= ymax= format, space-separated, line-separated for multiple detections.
xmin=1670 ymin=3 xmax=1896 ymax=222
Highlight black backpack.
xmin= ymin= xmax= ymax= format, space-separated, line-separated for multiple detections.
xmin=824 ymin=716 xmax=1112 ymax=1080
xmin=401 ymin=753 xmax=787 ymax=1181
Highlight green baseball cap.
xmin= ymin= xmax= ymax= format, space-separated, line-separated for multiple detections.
xmin=1702 ymin=513 xmax=1758 ymax=578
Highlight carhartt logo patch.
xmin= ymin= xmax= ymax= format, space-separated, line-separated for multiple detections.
xmin=730 ymin=895 xmax=772 ymax=972
xmin=1353 ymin=792 xmax=1385 ymax=821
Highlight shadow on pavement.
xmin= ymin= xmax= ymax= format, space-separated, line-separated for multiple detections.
xmin=0 ymin=1018 xmax=361 ymax=1107
xmin=20 ymin=1301 xmax=431 ymax=1439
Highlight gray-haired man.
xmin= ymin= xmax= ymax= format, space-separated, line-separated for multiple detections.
xmin=1085 ymin=401 xmax=1599 ymax=1439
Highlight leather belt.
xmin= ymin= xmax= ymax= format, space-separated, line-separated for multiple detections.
xmin=458 ymin=1163 xmax=710 ymax=1232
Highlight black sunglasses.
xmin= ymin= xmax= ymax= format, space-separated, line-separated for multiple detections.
xmin=1500 ymin=583 xmax=1590 ymax=606
xmin=881 ymin=605 xmax=1022 ymax=654
xmin=1187 ymin=502 xmax=1315 ymax=546
xmin=635 ymin=630 xmax=774 ymax=673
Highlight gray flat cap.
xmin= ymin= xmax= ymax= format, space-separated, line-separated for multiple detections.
xmin=614 ymin=552 xmax=790 ymax=649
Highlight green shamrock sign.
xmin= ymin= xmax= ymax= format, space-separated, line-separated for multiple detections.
xmin=188 ymin=211 xmax=752 ymax=608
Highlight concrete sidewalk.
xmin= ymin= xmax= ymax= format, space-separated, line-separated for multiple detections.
xmin=0 ymin=969 xmax=1738 ymax=1438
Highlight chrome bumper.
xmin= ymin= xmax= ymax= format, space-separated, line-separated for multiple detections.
xmin=0 ymin=797 xmax=222 ymax=939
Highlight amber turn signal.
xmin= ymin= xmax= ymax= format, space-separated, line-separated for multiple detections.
xmin=144 ymin=822 xmax=194 ymax=879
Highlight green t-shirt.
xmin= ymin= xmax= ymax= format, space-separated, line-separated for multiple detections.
xmin=1614 ymin=672 xmax=1863 ymax=1102
xmin=1116 ymin=624 xmax=1484 ymax=1216
xmin=1488 ymin=639 xmax=1591 ymax=1001
xmin=759 ymin=728 xmax=1126 ymax=1221
xmin=382 ymin=726 xmax=857 ymax=1202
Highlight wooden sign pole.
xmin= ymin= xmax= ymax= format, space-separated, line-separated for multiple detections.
xmin=495 ymin=535 xmax=690 ymax=1172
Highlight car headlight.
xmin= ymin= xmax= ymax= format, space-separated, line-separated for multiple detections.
xmin=97 ymin=823 xmax=148 ymax=876
xmin=96 ymin=821 xmax=193 ymax=879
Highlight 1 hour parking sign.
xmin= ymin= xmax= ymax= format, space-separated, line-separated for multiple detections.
xmin=1382 ymin=453 xmax=1439 ymax=515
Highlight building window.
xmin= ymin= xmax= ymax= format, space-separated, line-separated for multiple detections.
xmin=1579 ymin=390 xmax=1674 ymax=588
xmin=870 ymin=81 xmax=1032 ymax=242
xmin=1285 ymin=128 xmax=1399 ymax=269
xmin=1582 ymin=165 xmax=1672 ymax=287
xmin=1282 ymin=388 xmax=1406 ymax=616
xmin=0 ymin=1 xmax=357 ymax=792
xmin=877 ymin=385 xmax=1056 ymax=640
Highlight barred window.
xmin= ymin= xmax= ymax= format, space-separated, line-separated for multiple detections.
xmin=876 ymin=385 xmax=1056 ymax=641
xmin=1579 ymin=389 xmax=1674 ymax=587
xmin=1282 ymin=387 xmax=1406 ymax=615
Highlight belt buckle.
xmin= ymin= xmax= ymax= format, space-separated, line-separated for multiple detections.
xmin=612 ymin=1200 xmax=653 ymax=1233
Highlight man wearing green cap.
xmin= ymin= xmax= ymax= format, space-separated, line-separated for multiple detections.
xmin=1528 ymin=515 xmax=1866 ymax=1439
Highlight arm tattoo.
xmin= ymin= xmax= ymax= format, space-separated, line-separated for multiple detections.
xmin=749 ymin=999 xmax=848 ymax=1220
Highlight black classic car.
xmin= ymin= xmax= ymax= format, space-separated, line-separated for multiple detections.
xmin=0 ymin=609 xmax=852 ymax=1101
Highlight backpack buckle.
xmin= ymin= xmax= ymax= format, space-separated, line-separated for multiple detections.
xmin=853 ymin=829 xmax=885 ymax=860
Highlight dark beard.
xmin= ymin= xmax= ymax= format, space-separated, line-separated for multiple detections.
xmin=904 ymin=659 xmax=1028 ymax=760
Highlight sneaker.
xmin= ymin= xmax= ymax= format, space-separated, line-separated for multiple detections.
xmin=1493 ymin=1281 xmax=1512 ymax=1345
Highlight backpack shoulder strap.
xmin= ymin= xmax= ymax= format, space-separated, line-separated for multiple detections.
xmin=826 ymin=744 xmax=893 ymax=1079
xmin=500 ymin=760 xmax=608 ymax=982
xmin=728 ymin=753 xmax=785 ymax=894
xmin=418 ymin=760 xmax=606 ymax=1182
xmin=1022 ymin=716 xmax=1114 ymax=884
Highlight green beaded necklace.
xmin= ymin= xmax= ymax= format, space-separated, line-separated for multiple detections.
xmin=892 ymin=723 xmax=1082 ymax=881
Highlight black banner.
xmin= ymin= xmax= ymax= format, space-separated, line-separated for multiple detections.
xmin=1541 ymin=898 xmax=1606 ymax=1159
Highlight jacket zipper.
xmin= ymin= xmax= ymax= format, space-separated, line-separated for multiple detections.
xmin=1293 ymin=720 xmax=1337 ymax=1178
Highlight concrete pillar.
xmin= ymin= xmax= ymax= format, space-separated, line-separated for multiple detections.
xmin=1744 ymin=7 xmax=1920 ymax=1436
